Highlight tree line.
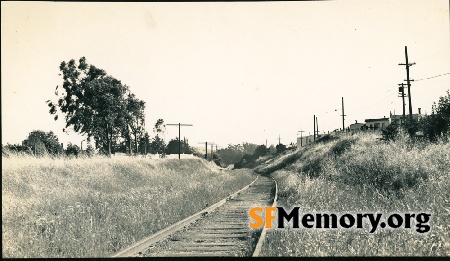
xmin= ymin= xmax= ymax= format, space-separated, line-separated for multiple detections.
xmin=3 ymin=123 xmax=192 ymax=157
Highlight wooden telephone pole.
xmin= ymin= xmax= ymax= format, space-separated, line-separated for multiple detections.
xmin=298 ymin=130 xmax=305 ymax=147
xmin=315 ymin=116 xmax=319 ymax=139
xmin=398 ymin=83 xmax=407 ymax=124
xmin=210 ymin=143 xmax=217 ymax=161
xmin=166 ymin=123 xmax=193 ymax=159
xmin=341 ymin=97 xmax=346 ymax=131
xmin=313 ymin=115 xmax=316 ymax=142
xmin=198 ymin=142 xmax=213 ymax=160
xmin=399 ymin=46 xmax=415 ymax=120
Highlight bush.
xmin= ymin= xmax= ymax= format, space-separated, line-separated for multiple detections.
xmin=419 ymin=90 xmax=450 ymax=142
xmin=335 ymin=132 xmax=434 ymax=192
xmin=381 ymin=123 xmax=400 ymax=141
xmin=254 ymin=145 xmax=267 ymax=158
xmin=2 ymin=144 xmax=32 ymax=156
xmin=316 ymin=134 xmax=338 ymax=144
xmin=276 ymin=144 xmax=287 ymax=154
xmin=331 ymin=138 xmax=355 ymax=156
xmin=66 ymin=143 xmax=80 ymax=157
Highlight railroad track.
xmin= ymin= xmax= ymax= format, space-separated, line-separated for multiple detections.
xmin=111 ymin=174 xmax=277 ymax=257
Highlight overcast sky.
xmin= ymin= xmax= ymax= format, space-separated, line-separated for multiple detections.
xmin=2 ymin=1 xmax=449 ymax=149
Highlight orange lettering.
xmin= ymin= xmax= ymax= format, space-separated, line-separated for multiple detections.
xmin=249 ymin=207 xmax=264 ymax=228
xmin=265 ymin=207 xmax=277 ymax=228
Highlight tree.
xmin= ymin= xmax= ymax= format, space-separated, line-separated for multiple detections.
xmin=254 ymin=145 xmax=267 ymax=158
xmin=85 ymin=143 xmax=95 ymax=157
xmin=47 ymin=57 xmax=145 ymax=156
xmin=420 ymin=90 xmax=450 ymax=141
xmin=276 ymin=143 xmax=287 ymax=154
xmin=217 ymin=144 xmax=244 ymax=165
xmin=242 ymin=142 xmax=258 ymax=155
xmin=269 ymin=144 xmax=277 ymax=154
xmin=122 ymin=93 xmax=145 ymax=155
xmin=153 ymin=119 xmax=166 ymax=138
xmin=66 ymin=142 xmax=80 ymax=157
xmin=22 ymin=130 xmax=63 ymax=156
xmin=165 ymin=138 xmax=192 ymax=155
xmin=149 ymin=135 xmax=166 ymax=154
xmin=381 ymin=123 xmax=400 ymax=141
xmin=3 ymin=144 xmax=32 ymax=155
xmin=138 ymin=131 xmax=150 ymax=155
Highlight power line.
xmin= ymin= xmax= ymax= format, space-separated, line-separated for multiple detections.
xmin=414 ymin=72 xmax=450 ymax=82
xmin=346 ymin=89 xmax=396 ymax=117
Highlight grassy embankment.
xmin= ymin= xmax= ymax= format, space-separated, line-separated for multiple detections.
xmin=2 ymin=154 xmax=255 ymax=258
xmin=255 ymin=132 xmax=449 ymax=256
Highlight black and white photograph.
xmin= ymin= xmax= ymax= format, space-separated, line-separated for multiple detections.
xmin=2 ymin=0 xmax=449 ymax=258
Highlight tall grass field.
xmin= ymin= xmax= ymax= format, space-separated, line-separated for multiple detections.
xmin=2 ymin=155 xmax=255 ymax=258
xmin=257 ymin=132 xmax=449 ymax=256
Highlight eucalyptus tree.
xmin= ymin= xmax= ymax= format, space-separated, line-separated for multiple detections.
xmin=123 ymin=92 xmax=145 ymax=155
xmin=47 ymin=57 xmax=146 ymax=156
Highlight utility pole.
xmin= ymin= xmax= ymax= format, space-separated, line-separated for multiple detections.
xmin=298 ymin=130 xmax=305 ymax=147
xmin=143 ymin=120 xmax=147 ymax=156
xmin=199 ymin=142 xmax=214 ymax=160
xmin=313 ymin=115 xmax=316 ymax=142
xmin=166 ymin=123 xmax=193 ymax=159
xmin=278 ymin=134 xmax=281 ymax=145
xmin=341 ymin=97 xmax=346 ymax=132
xmin=399 ymin=46 xmax=415 ymax=121
xmin=315 ymin=116 xmax=319 ymax=139
xmin=215 ymin=145 xmax=221 ymax=160
xmin=210 ymin=143 xmax=216 ymax=161
xmin=398 ymin=83 xmax=407 ymax=124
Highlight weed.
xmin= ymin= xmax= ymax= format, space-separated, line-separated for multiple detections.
xmin=2 ymin=156 xmax=254 ymax=257
xmin=258 ymin=132 xmax=450 ymax=256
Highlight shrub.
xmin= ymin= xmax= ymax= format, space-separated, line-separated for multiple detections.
xmin=316 ymin=134 xmax=338 ymax=144
xmin=65 ymin=143 xmax=81 ymax=157
xmin=331 ymin=138 xmax=355 ymax=156
xmin=419 ymin=90 xmax=450 ymax=142
xmin=2 ymin=144 xmax=32 ymax=156
xmin=381 ymin=122 xmax=400 ymax=141
xmin=276 ymin=144 xmax=287 ymax=154
xmin=254 ymin=145 xmax=268 ymax=158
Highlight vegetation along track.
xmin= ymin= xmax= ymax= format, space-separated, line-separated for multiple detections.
xmin=111 ymin=174 xmax=276 ymax=257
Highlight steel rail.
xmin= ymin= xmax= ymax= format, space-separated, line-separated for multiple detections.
xmin=252 ymin=175 xmax=278 ymax=257
xmin=111 ymin=175 xmax=261 ymax=257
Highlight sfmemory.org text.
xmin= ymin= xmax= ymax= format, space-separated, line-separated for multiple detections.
xmin=249 ymin=207 xmax=431 ymax=233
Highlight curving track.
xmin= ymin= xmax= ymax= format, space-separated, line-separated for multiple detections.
xmin=111 ymin=174 xmax=276 ymax=257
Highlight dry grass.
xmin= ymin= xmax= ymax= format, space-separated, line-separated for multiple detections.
xmin=2 ymin=154 xmax=254 ymax=258
xmin=259 ymin=132 xmax=450 ymax=256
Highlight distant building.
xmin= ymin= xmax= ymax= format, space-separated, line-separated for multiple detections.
xmin=297 ymin=134 xmax=321 ymax=147
xmin=390 ymin=110 xmax=423 ymax=125
xmin=349 ymin=121 xmax=365 ymax=132
xmin=390 ymin=114 xmax=405 ymax=125
xmin=364 ymin=117 xmax=390 ymax=130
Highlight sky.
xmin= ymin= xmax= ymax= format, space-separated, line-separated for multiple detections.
xmin=2 ymin=1 xmax=449 ymax=149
